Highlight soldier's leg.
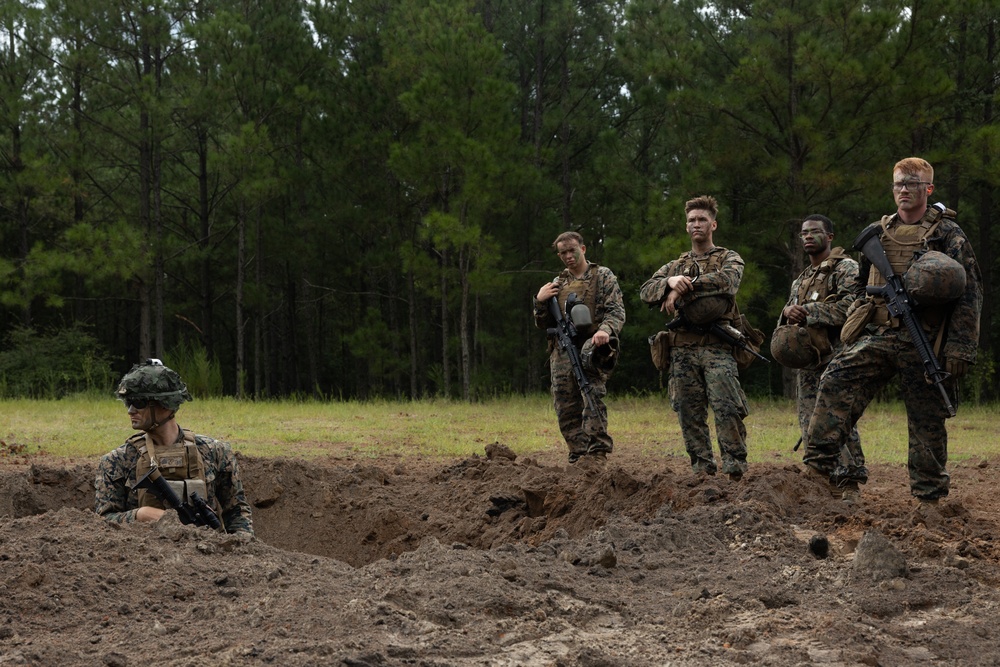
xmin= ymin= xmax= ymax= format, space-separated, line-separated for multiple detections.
xmin=668 ymin=347 xmax=715 ymax=474
xmin=796 ymin=368 xmax=822 ymax=442
xmin=704 ymin=348 xmax=749 ymax=475
xmin=896 ymin=344 xmax=951 ymax=500
xmin=582 ymin=376 xmax=613 ymax=455
xmin=550 ymin=352 xmax=588 ymax=462
xmin=805 ymin=336 xmax=893 ymax=476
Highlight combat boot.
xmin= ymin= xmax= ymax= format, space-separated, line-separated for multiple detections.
xmin=840 ymin=481 xmax=860 ymax=505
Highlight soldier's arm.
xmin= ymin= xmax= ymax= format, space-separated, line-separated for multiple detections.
xmin=939 ymin=224 xmax=983 ymax=362
xmin=595 ymin=267 xmax=626 ymax=337
xmin=94 ymin=447 xmax=140 ymax=525
xmin=639 ymin=263 xmax=674 ymax=305
xmin=201 ymin=437 xmax=255 ymax=536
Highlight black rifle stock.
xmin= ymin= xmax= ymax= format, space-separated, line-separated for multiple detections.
xmin=853 ymin=225 xmax=955 ymax=417
xmin=664 ymin=313 xmax=769 ymax=364
xmin=547 ymin=295 xmax=600 ymax=416
xmin=132 ymin=467 xmax=223 ymax=530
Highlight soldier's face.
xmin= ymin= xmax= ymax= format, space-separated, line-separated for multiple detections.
xmin=126 ymin=400 xmax=162 ymax=431
xmin=893 ymin=169 xmax=933 ymax=214
xmin=555 ymin=240 xmax=586 ymax=271
xmin=799 ymin=221 xmax=831 ymax=256
xmin=686 ymin=209 xmax=716 ymax=241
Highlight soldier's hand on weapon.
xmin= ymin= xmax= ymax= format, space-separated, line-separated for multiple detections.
xmin=591 ymin=329 xmax=610 ymax=346
xmin=945 ymin=357 xmax=968 ymax=380
xmin=782 ymin=304 xmax=808 ymax=325
xmin=660 ymin=289 xmax=680 ymax=314
xmin=667 ymin=275 xmax=694 ymax=295
xmin=136 ymin=506 xmax=167 ymax=522
xmin=536 ymin=281 xmax=560 ymax=302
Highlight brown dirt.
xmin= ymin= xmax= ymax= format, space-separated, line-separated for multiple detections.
xmin=2 ymin=444 xmax=1000 ymax=666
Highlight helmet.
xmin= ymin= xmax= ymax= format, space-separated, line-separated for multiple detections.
xmin=680 ymin=295 xmax=730 ymax=326
xmin=581 ymin=336 xmax=620 ymax=375
xmin=904 ymin=251 xmax=966 ymax=306
xmin=769 ymin=325 xmax=831 ymax=370
xmin=116 ymin=359 xmax=192 ymax=410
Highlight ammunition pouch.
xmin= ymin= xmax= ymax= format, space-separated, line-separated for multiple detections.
xmin=841 ymin=300 xmax=875 ymax=345
xmin=648 ymin=331 xmax=671 ymax=372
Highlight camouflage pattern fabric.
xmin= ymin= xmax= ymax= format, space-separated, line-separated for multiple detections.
xmin=668 ymin=346 xmax=749 ymax=476
xmin=534 ymin=263 xmax=626 ymax=461
xmin=639 ymin=247 xmax=743 ymax=311
xmin=95 ymin=429 xmax=254 ymax=535
xmin=805 ymin=208 xmax=983 ymax=500
xmin=783 ymin=251 xmax=864 ymax=465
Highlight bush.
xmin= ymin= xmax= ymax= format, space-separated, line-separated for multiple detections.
xmin=0 ymin=325 xmax=116 ymax=398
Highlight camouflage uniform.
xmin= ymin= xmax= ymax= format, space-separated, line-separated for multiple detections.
xmin=805 ymin=208 xmax=983 ymax=500
xmin=640 ymin=248 xmax=749 ymax=476
xmin=95 ymin=430 xmax=254 ymax=535
xmin=782 ymin=248 xmax=864 ymax=468
xmin=534 ymin=263 xmax=626 ymax=462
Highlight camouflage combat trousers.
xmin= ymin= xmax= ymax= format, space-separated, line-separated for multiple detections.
xmin=550 ymin=348 xmax=612 ymax=461
xmin=804 ymin=331 xmax=952 ymax=500
xmin=798 ymin=365 xmax=864 ymax=468
xmin=668 ymin=346 xmax=749 ymax=476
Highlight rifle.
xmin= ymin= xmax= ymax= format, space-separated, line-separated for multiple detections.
xmin=547 ymin=293 xmax=600 ymax=416
xmin=664 ymin=312 xmax=769 ymax=365
xmin=132 ymin=467 xmax=223 ymax=530
xmin=853 ymin=225 xmax=956 ymax=417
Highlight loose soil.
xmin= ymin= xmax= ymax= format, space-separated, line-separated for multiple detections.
xmin=2 ymin=442 xmax=1000 ymax=666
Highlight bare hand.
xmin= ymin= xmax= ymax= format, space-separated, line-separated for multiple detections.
xmin=592 ymin=330 xmax=610 ymax=346
xmin=136 ymin=506 xmax=167 ymax=522
xmin=667 ymin=275 xmax=694 ymax=296
xmin=660 ymin=290 xmax=680 ymax=314
xmin=783 ymin=304 xmax=808 ymax=325
xmin=536 ymin=282 xmax=559 ymax=302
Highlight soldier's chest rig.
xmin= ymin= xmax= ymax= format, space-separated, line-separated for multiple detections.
xmin=668 ymin=250 xmax=739 ymax=346
xmin=795 ymin=247 xmax=849 ymax=307
xmin=868 ymin=209 xmax=951 ymax=332
xmin=555 ymin=264 xmax=600 ymax=341
xmin=133 ymin=429 xmax=210 ymax=510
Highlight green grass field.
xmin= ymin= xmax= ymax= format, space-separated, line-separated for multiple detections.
xmin=2 ymin=395 xmax=996 ymax=465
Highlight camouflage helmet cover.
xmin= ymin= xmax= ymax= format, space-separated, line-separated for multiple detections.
xmin=116 ymin=359 xmax=192 ymax=410
xmin=770 ymin=324 xmax=831 ymax=370
xmin=581 ymin=336 xmax=620 ymax=375
xmin=680 ymin=295 xmax=730 ymax=326
xmin=904 ymin=250 xmax=966 ymax=306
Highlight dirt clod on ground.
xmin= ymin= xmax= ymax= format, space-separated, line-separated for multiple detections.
xmin=2 ymin=447 xmax=1000 ymax=666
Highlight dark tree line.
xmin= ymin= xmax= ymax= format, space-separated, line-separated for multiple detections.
xmin=1 ymin=0 xmax=996 ymax=400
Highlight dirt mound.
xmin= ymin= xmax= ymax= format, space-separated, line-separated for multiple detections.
xmin=2 ymin=449 xmax=999 ymax=665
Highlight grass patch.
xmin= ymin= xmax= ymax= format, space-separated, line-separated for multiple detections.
xmin=1 ymin=395 xmax=996 ymax=464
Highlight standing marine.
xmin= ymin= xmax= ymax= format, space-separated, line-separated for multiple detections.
xmin=640 ymin=195 xmax=750 ymax=481
xmin=804 ymin=157 xmax=982 ymax=503
xmin=534 ymin=231 xmax=626 ymax=464
xmin=772 ymin=214 xmax=866 ymax=502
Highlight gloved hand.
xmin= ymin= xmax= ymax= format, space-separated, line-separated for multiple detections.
xmin=945 ymin=357 xmax=968 ymax=379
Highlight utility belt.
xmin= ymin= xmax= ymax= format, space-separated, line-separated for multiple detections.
xmin=869 ymin=302 xmax=946 ymax=335
xmin=665 ymin=325 xmax=736 ymax=348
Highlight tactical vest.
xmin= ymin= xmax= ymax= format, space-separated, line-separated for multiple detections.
xmin=667 ymin=249 xmax=739 ymax=346
xmin=868 ymin=207 xmax=953 ymax=331
xmin=555 ymin=263 xmax=601 ymax=340
xmin=134 ymin=429 xmax=211 ymax=511
xmin=795 ymin=247 xmax=850 ymax=308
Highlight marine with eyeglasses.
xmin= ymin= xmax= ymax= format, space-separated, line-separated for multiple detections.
xmin=802 ymin=157 xmax=983 ymax=505
xmin=94 ymin=359 xmax=254 ymax=536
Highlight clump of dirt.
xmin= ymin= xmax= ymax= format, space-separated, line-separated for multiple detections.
xmin=1 ymin=447 xmax=999 ymax=666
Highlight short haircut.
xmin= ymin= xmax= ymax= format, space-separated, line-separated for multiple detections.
xmin=803 ymin=214 xmax=834 ymax=234
xmin=894 ymin=157 xmax=934 ymax=183
xmin=685 ymin=195 xmax=718 ymax=219
xmin=552 ymin=231 xmax=584 ymax=250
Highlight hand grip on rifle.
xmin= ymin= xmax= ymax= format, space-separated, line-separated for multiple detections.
xmin=131 ymin=467 xmax=223 ymax=530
